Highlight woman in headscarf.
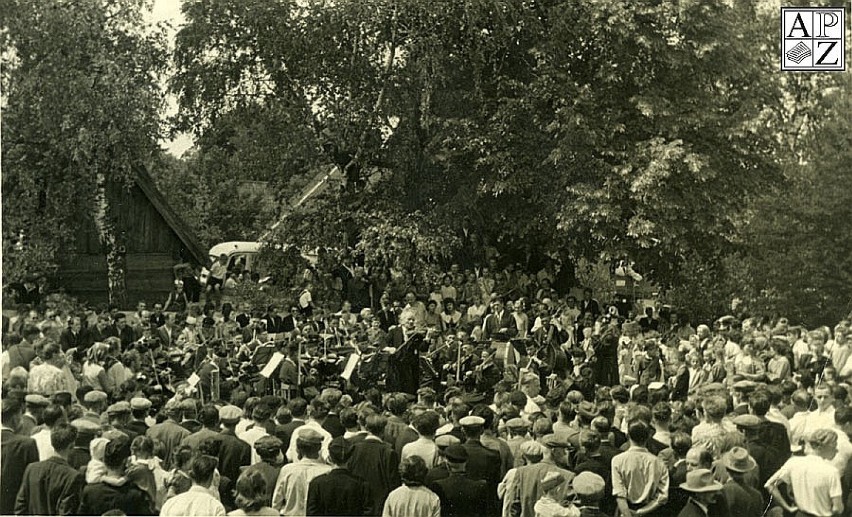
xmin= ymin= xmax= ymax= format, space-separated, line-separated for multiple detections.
xmin=81 ymin=342 xmax=114 ymax=394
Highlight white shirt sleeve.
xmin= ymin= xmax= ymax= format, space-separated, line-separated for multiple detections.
xmin=271 ymin=466 xmax=287 ymax=510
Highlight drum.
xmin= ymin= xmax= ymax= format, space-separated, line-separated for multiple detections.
xmin=493 ymin=340 xmax=521 ymax=368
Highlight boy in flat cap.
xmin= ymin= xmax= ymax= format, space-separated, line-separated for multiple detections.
xmin=107 ymin=401 xmax=138 ymax=441
xmin=573 ymin=471 xmax=608 ymax=517
xmin=272 ymin=428 xmax=332 ymax=516
xmin=533 ymin=471 xmax=573 ymax=517
xmin=217 ymin=405 xmax=252 ymax=485
xmin=20 ymin=394 xmax=49 ymax=436
xmin=241 ymin=435 xmax=282 ymax=506
xmin=127 ymin=397 xmax=152 ymax=436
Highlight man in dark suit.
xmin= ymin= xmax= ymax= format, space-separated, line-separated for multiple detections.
xmin=579 ymin=288 xmax=601 ymax=320
xmin=1 ymin=398 xmax=39 ymax=515
xmin=15 ymin=422 xmax=85 ymax=515
xmin=109 ymin=313 xmax=137 ymax=349
xmin=277 ymin=398 xmax=308 ymax=451
xmin=677 ymin=469 xmax=724 ymax=517
xmin=386 ymin=315 xmax=428 ymax=395
xmin=157 ymin=313 xmax=179 ymax=349
xmin=459 ymin=415 xmax=502 ymax=516
xmin=319 ymin=388 xmax=345 ymax=439
xmin=748 ymin=391 xmax=791 ymax=463
xmin=235 ymin=305 xmax=252 ymax=329
xmin=59 ymin=317 xmax=86 ymax=353
xmin=263 ymin=304 xmax=285 ymax=335
xmin=430 ymin=444 xmax=487 ymax=517
xmin=86 ymin=314 xmax=112 ymax=345
xmin=347 ymin=414 xmax=401 ymax=515
xmin=720 ymin=447 xmax=763 ymax=517
xmin=149 ymin=303 xmax=167 ymax=328
xmin=376 ymin=295 xmax=398 ymax=332
xmin=573 ymin=430 xmax=614 ymax=515
xmin=218 ymin=405 xmax=251 ymax=483
xmin=481 ymin=298 xmax=519 ymax=341
xmin=307 ymin=436 xmax=370 ymax=516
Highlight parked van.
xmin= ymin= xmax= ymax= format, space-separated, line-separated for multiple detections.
xmin=199 ymin=241 xmax=317 ymax=286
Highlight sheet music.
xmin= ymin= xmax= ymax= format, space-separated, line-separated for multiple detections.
xmin=341 ymin=352 xmax=360 ymax=380
xmin=260 ymin=352 xmax=285 ymax=378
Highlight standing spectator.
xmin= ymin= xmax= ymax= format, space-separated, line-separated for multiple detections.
xmin=127 ymin=397 xmax=152 ymax=437
xmin=160 ymin=455 xmax=226 ymax=516
xmin=30 ymin=403 xmax=66 ymax=460
xmin=348 ymin=414 xmax=402 ymax=515
xmin=1 ymin=398 xmax=40 ymax=515
xmin=429 ymin=444 xmax=486 ymax=517
xmin=306 ymin=436 xmax=370 ymax=516
xmin=14 ymin=422 xmax=85 ymax=515
xmin=532 ymin=471 xmax=574 ymax=517
xmin=218 ymin=405 xmax=252 ymax=485
xmin=286 ymin=398 xmax=333 ymax=464
xmin=765 ymin=428 xmax=843 ymax=517
xmin=677 ymin=469 xmax=724 ymax=517
xmin=242 ymin=436 xmax=283 ymax=506
xmin=27 ymin=343 xmax=67 ymax=396
xmin=382 ymin=456 xmax=441 ymax=517
xmin=81 ymin=343 xmax=113 ymax=394
xmin=720 ymin=447 xmax=763 ymax=517
xmin=240 ymin=404 xmax=272 ymax=465
xmin=612 ymin=421 xmax=669 ymax=517
xmin=19 ymin=394 xmax=49 ymax=436
xmin=79 ymin=434 xmax=155 ymax=515
xmin=459 ymin=414 xmax=503 ymax=515
xmin=271 ymin=429 xmax=332 ymax=516
xmin=147 ymin=399 xmax=191 ymax=470
xmin=402 ymin=411 xmax=440 ymax=468
xmin=229 ymin=470 xmax=279 ymax=517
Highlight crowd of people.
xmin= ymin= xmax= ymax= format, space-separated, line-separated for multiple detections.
xmin=2 ymin=251 xmax=852 ymax=517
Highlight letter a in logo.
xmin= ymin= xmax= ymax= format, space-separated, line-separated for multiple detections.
xmin=787 ymin=13 xmax=810 ymax=38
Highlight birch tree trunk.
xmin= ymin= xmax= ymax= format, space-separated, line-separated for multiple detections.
xmin=93 ymin=170 xmax=128 ymax=307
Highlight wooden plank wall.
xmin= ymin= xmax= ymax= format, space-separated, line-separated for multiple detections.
xmin=58 ymin=183 xmax=195 ymax=308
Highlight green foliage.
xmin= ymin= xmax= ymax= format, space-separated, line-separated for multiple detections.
xmin=150 ymin=150 xmax=278 ymax=249
xmin=171 ymin=0 xmax=783 ymax=277
xmin=734 ymin=88 xmax=852 ymax=326
xmin=2 ymin=0 xmax=167 ymax=286
xmin=168 ymin=0 xmax=849 ymax=325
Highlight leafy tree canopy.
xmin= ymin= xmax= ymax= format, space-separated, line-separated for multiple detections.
xmin=2 ymin=0 xmax=168 ymax=285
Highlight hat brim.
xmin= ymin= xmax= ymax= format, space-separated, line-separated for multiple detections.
xmin=679 ymin=481 xmax=724 ymax=493
xmin=725 ymin=457 xmax=757 ymax=473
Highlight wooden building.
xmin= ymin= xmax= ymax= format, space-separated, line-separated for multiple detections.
xmin=57 ymin=168 xmax=208 ymax=308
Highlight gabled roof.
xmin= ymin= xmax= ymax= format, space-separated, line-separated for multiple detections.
xmin=134 ymin=166 xmax=208 ymax=266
